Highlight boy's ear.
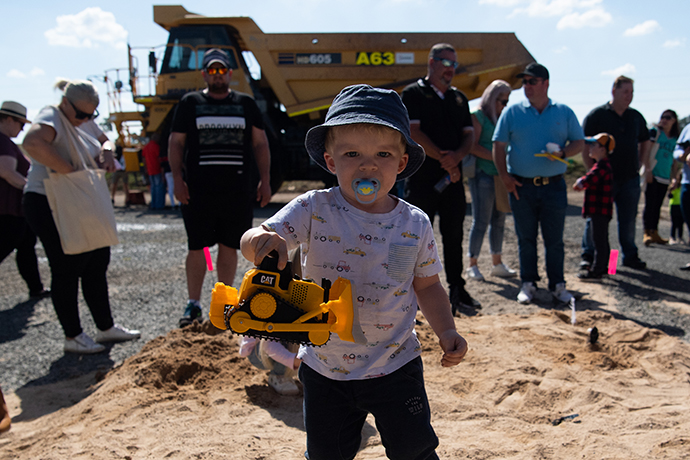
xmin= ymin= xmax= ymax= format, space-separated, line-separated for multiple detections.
xmin=397 ymin=153 xmax=409 ymax=175
xmin=324 ymin=152 xmax=337 ymax=174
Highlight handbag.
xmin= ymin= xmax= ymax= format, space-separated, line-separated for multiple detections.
xmin=43 ymin=109 xmax=119 ymax=255
xmin=462 ymin=154 xmax=476 ymax=179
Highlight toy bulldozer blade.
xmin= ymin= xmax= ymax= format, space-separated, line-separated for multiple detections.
xmin=209 ymin=258 xmax=365 ymax=347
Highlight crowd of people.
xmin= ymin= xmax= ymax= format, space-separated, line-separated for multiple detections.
xmin=2 ymin=45 xmax=689 ymax=453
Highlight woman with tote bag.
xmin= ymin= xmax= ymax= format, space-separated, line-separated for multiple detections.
xmin=22 ymin=79 xmax=140 ymax=354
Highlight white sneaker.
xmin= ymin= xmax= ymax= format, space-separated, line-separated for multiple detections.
xmin=64 ymin=332 xmax=106 ymax=354
xmin=491 ymin=263 xmax=517 ymax=278
xmin=466 ymin=265 xmax=484 ymax=281
xmin=551 ymin=282 xmax=573 ymax=303
xmin=268 ymin=373 xmax=300 ymax=396
xmin=517 ymin=282 xmax=536 ymax=304
xmin=95 ymin=324 xmax=141 ymax=343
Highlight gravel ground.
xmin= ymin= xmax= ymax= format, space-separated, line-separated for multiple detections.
xmin=1 ymin=187 xmax=689 ymax=393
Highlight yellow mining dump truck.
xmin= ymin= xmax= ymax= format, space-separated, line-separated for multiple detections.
xmin=105 ymin=4 xmax=534 ymax=187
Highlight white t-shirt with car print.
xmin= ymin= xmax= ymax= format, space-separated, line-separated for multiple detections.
xmin=262 ymin=187 xmax=441 ymax=381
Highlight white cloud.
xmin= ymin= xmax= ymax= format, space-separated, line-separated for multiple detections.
xmin=601 ymin=63 xmax=636 ymax=77
xmin=7 ymin=67 xmax=46 ymax=79
xmin=44 ymin=7 xmax=128 ymax=49
xmin=663 ymin=38 xmax=685 ymax=48
xmin=557 ymin=7 xmax=611 ymax=29
xmin=623 ymin=20 xmax=661 ymax=37
xmin=554 ymin=46 xmax=569 ymax=53
xmin=481 ymin=0 xmax=611 ymax=29
xmin=7 ymin=69 xmax=25 ymax=78
xmin=513 ymin=0 xmax=603 ymax=18
xmin=479 ymin=0 xmax=523 ymax=6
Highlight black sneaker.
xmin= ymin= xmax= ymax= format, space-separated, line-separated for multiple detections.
xmin=578 ymin=271 xmax=603 ymax=283
xmin=450 ymin=285 xmax=481 ymax=315
xmin=622 ymin=258 xmax=647 ymax=270
xmin=179 ymin=301 xmax=203 ymax=328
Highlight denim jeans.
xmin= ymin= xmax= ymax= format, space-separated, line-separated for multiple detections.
xmin=467 ymin=170 xmax=507 ymax=259
xmin=149 ymin=173 xmax=166 ymax=209
xmin=509 ymin=176 xmax=567 ymax=290
xmin=300 ymin=357 xmax=439 ymax=460
xmin=582 ymin=176 xmax=640 ymax=263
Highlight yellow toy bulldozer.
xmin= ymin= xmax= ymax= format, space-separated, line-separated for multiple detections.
xmin=210 ymin=256 xmax=365 ymax=346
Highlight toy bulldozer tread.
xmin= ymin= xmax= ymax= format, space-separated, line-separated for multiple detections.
xmin=210 ymin=256 xmax=365 ymax=346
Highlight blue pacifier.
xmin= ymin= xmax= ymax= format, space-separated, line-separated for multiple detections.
xmin=351 ymin=178 xmax=380 ymax=205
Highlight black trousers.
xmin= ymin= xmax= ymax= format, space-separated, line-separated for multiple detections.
xmin=23 ymin=192 xmax=114 ymax=338
xmin=590 ymin=214 xmax=611 ymax=276
xmin=405 ymin=179 xmax=466 ymax=288
xmin=643 ymin=179 xmax=669 ymax=231
xmin=0 ymin=214 xmax=44 ymax=293
xmin=670 ymin=204 xmax=685 ymax=239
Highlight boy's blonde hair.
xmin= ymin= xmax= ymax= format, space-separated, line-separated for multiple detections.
xmin=324 ymin=123 xmax=406 ymax=153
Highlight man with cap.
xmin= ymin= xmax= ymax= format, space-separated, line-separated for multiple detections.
xmin=401 ymin=43 xmax=480 ymax=316
xmin=169 ymin=48 xmax=272 ymax=327
xmin=0 ymin=101 xmax=49 ymax=299
xmin=492 ymin=63 xmax=584 ymax=304
xmin=580 ymin=76 xmax=650 ymax=270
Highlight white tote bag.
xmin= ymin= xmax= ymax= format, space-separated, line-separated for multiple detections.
xmin=43 ymin=110 xmax=119 ymax=255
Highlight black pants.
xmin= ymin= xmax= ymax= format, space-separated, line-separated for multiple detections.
xmin=590 ymin=214 xmax=611 ymax=276
xmin=405 ymin=179 xmax=466 ymax=288
xmin=0 ymin=214 xmax=44 ymax=293
xmin=23 ymin=192 xmax=114 ymax=338
xmin=670 ymin=204 xmax=685 ymax=239
xmin=643 ymin=179 xmax=669 ymax=231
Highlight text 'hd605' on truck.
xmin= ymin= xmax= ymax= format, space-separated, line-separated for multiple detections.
xmin=105 ymin=4 xmax=534 ymax=187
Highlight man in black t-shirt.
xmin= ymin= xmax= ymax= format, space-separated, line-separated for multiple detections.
xmin=580 ymin=76 xmax=650 ymax=270
xmin=402 ymin=43 xmax=479 ymax=316
xmin=169 ymin=49 xmax=271 ymax=327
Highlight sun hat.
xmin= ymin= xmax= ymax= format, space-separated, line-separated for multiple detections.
xmin=0 ymin=101 xmax=31 ymax=124
xmin=304 ymin=84 xmax=425 ymax=181
xmin=585 ymin=133 xmax=616 ymax=153
xmin=516 ymin=63 xmax=550 ymax=80
xmin=202 ymin=48 xmax=231 ymax=69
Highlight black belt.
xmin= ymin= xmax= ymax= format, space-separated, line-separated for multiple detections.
xmin=512 ymin=174 xmax=563 ymax=186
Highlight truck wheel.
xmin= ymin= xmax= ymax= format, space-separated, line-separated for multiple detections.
xmin=308 ymin=330 xmax=330 ymax=346
xmin=250 ymin=292 xmax=277 ymax=319
xmin=229 ymin=312 xmax=252 ymax=334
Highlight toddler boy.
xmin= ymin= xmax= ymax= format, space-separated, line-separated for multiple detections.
xmin=240 ymin=84 xmax=468 ymax=459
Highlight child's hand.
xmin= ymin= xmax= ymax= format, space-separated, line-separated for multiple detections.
xmin=573 ymin=178 xmax=584 ymax=191
xmin=241 ymin=228 xmax=289 ymax=269
xmin=438 ymin=330 xmax=468 ymax=367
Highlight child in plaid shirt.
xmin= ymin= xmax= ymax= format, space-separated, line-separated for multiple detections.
xmin=574 ymin=133 xmax=615 ymax=281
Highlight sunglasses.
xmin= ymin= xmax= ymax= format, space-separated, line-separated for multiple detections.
xmin=205 ymin=67 xmax=229 ymax=75
xmin=660 ymin=115 xmax=674 ymax=121
xmin=433 ymin=57 xmax=459 ymax=69
xmin=522 ymin=78 xmax=542 ymax=86
xmin=498 ymin=99 xmax=509 ymax=106
xmin=67 ymin=99 xmax=98 ymax=120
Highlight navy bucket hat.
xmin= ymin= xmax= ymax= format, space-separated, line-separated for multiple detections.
xmin=305 ymin=84 xmax=425 ymax=181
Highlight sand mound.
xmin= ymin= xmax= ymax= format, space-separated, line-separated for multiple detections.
xmin=2 ymin=311 xmax=690 ymax=459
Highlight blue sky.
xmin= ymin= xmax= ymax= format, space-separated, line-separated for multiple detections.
xmin=2 ymin=0 xmax=688 ymax=142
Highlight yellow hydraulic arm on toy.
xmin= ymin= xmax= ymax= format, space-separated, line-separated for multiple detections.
xmin=209 ymin=256 xmax=366 ymax=346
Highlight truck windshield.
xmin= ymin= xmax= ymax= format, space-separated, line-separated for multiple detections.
xmin=160 ymin=26 xmax=238 ymax=74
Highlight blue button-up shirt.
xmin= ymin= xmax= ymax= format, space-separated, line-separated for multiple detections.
xmin=493 ymin=99 xmax=584 ymax=177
